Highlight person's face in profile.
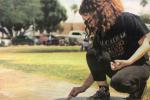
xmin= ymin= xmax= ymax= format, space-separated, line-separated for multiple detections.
xmin=81 ymin=13 xmax=99 ymax=28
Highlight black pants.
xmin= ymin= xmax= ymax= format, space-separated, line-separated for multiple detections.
xmin=86 ymin=49 xmax=150 ymax=95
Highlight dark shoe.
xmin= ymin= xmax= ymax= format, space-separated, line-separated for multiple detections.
xmin=126 ymin=95 xmax=141 ymax=100
xmin=87 ymin=86 xmax=110 ymax=100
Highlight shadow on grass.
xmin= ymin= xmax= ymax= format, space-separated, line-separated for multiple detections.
xmin=56 ymin=96 xmax=125 ymax=100
xmin=0 ymin=60 xmax=12 ymax=64
xmin=16 ymin=50 xmax=82 ymax=53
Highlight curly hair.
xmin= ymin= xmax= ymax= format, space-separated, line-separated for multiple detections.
xmin=79 ymin=0 xmax=124 ymax=38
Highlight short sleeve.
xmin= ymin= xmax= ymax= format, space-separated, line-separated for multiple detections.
xmin=122 ymin=13 xmax=149 ymax=41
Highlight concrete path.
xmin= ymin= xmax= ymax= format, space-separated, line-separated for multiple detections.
xmin=0 ymin=68 xmax=127 ymax=100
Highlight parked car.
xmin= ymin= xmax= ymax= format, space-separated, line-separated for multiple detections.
xmin=0 ymin=38 xmax=12 ymax=46
xmin=47 ymin=35 xmax=59 ymax=45
xmin=12 ymin=36 xmax=34 ymax=45
xmin=66 ymin=30 xmax=87 ymax=45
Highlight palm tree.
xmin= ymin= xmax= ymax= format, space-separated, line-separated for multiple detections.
xmin=71 ymin=4 xmax=78 ymax=14
xmin=70 ymin=4 xmax=78 ymax=30
xmin=140 ymin=0 xmax=148 ymax=7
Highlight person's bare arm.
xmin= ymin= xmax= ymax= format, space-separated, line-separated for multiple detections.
xmin=128 ymin=35 xmax=150 ymax=64
xmin=111 ymin=33 xmax=150 ymax=70
xmin=81 ymin=73 xmax=94 ymax=90
xmin=67 ymin=73 xmax=94 ymax=100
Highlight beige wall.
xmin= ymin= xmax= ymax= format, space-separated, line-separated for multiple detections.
xmin=60 ymin=23 xmax=85 ymax=34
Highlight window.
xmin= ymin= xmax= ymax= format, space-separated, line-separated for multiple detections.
xmin=72 ymin=32 xmax=81 ymax=35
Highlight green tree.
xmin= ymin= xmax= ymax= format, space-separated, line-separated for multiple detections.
xmin=70 ymin=4 xmax=78 ymax=30
xmin=140 ymin=14 xmax=150 ymax=24
xmin=36 ymin=0 xmax=67 ymax=33
xmin=71 ymin=4 xmax=78 ymax=14
xmin=0 ymin=0 xmax=41 ymax=38
xmin=140 ymin=0 xmax=148 ymax=7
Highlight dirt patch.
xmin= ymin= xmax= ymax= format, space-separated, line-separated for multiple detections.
xmin=0 ymin=68 xmax=94 ymax=100
xmin=0 ymin=68 xmax=127 ymax=100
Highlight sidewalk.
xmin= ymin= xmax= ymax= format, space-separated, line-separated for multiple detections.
xmin=0 ymin=68 xmax=127 ymax=100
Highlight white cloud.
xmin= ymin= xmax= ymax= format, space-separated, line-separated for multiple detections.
xmin=58 ymin=0 xmax=150 ymax=23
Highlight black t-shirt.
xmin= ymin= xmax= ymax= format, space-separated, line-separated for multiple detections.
xmin=93 ymin=12 xmax=150 ymax=65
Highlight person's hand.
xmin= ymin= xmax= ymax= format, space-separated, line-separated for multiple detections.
xmin=111 ymin=60 xmax=132 ymax=71
xmin=66 ymin=86 xmax=86 ymax=100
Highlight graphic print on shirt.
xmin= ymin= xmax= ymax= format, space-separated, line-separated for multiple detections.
xmin=99 ymin=32 xmax=127 ymax=58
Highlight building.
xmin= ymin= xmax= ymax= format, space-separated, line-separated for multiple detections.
xmin=60 ymin=23 xmax=85 ymax=34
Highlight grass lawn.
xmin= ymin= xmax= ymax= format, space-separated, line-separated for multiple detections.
xmin=0 ymin=46 xmax=150 ymax=100
xmin=0 ymin=46 xmax=150 ymax=99
xmin=0 ymin=45 xmax=150 ymax=85
xmin=0 ymin=46 xmax=90 ymax=83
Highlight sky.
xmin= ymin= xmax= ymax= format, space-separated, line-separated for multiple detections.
xmin=58 ymin=0 xmax=150 ymax=23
